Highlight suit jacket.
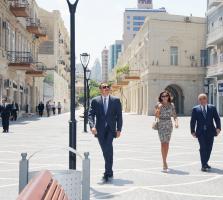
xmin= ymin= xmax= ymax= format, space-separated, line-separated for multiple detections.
xmin=0 ymin=104 xmax=12 ymax=118
xmin=11 ymin=103 xmax=19 ymax=111
xmin=88 ymin=95 xmax=123 ymax=137
xmin=190 ymin=104 xmax=221 ymax=137
xmin=38 ymin=103 xmax=44 ymax=111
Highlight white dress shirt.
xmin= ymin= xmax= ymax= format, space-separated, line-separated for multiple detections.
xmin=102 ymin=95 xmax=109 ymax=114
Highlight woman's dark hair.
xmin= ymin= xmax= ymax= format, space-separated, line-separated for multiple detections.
xmin=158 ymin=91 xmax=172 ymax=103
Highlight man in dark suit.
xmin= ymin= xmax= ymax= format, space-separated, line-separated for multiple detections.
xmin=11 ymin=101 xmax=19 ymax=121
xmin=190 ymin=94 xmax=221 ymax=172
xmin=0 ymin=98 xmax=12 ymax=133
xmin=88 ymin=83 xmax=123 ymax=182
xmin=38 ymin=102 xmax=44 ymax=117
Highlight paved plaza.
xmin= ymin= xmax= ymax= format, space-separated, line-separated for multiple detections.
xmin=0 ymin=110 xmax=223 ymax=199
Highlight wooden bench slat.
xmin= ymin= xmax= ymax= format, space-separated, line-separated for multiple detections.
xmin=58 ymin=188 xmax=65 ymax=200
xmin=43 ymin=179 xmax=58 ymax=200
xmin=63 ymin=195 xmax=68 ymax=200
xmin=52 ymin=185 xmax=61 ymax=200
xmin=17 ymin=171 xmax=52 ymax=200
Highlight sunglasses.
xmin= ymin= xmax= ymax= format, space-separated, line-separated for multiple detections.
xmin=161 ymin=95 xmax=169 ymax=98
xmin=101 ymin=86 xmax=110 ymax=89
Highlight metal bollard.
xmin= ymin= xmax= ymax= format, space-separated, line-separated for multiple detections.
xmin=82 ymin=152 xmax=90 ymax=200
xmin=19 ymin=153 xmax=29 ymax=194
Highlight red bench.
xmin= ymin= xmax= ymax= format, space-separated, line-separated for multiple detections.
xmin=17 ymin=170 xmax=69 ymax=200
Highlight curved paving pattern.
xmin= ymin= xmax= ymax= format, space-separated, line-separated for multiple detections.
xmin=0 ymin=111 xmax=223 ymax=200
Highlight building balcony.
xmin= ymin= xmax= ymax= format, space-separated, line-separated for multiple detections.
xmin=116 ymin=75 xmax=129 ymax=86
xmin=26 ymin=18 xmax=47 ymax=38
xmin=209 ymin=0 xmax=223 ymax=8
xmin=7 ymin=51 xmax=35 ymax=70
xmin=207 ymin=26 xmax=223 ymax=45
xmin=26 ymin=69 xmax=47 ymax=77
xmin=9 ymin=0 xmax=30 ymax=17
xmin=207 ymin=62 xmax=223 ymax=77
xmin=123 ymin=70 xmax=140 ymax=81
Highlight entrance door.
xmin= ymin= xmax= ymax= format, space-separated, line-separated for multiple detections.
xmin=165 ymin=85 xmax=184 ymax=115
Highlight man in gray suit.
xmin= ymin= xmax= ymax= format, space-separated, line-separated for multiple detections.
xmin=88 ymin=83 xmax=123 ymax=182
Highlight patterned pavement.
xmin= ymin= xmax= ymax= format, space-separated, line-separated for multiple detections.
xmin=0 ymin=110 xmax=223 ymax=200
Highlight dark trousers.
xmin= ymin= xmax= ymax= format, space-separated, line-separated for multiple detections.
xmin=11 ymin=110 xmax=17 ymax=121
xmin=58 ymin=108 xmax=61 ymax=114
xmin=39 ymin=110 xmax=43 ymax=117
xmin=198 ymin=132 xmax=214 ymax=167
xmin=98 ymin=127 xmax=114 ymax=176
xmin=52 ymin=108 xmax=56 ymax=115
xmin=2 ymin=117 xmax=10 ymax=132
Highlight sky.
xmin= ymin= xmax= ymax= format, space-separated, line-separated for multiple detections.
xmin=36 ymin=0 xmax=207 ymax=68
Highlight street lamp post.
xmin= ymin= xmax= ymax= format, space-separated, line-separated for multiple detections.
xmin=66 ymin=0 xmax=79 ymax=170
xmin=86 ymin=69 xmax=91 ymax=111
xmin=80 ymin=53 xmax=90 ymax=132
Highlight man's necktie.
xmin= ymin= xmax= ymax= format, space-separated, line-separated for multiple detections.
xmin=202 ymin=106 xmax=207 ymax=119
xmin=103 ymin=97 xmax=108 ymax=114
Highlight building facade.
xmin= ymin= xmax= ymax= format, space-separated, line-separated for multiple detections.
xmin=38 ymin=9 xmax=70 ymax=112
xmin=114 ymin=14 xmax=206 ymax=116
xmin=123 ymin=2 xmax=166 ymax=49
xmin=137 ymin=0 xmax=153 ymax=9
xmin=0 ymin=0 xmax=47 ymax=113
xmin=101 ymin=47 xmax=109 ymax=82
xmin=91 ymin=59 xmax=102 ymax=82
xmin=108 ymin=40 xmax=123 ymax=72
xmin=206 ymin=0 xmax=223 ymax=115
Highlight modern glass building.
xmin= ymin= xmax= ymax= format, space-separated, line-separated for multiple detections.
xmin=109 ymin=40 xmax=123 ymax=71
xmin=123 ymin=0 xmax=167 ymax=49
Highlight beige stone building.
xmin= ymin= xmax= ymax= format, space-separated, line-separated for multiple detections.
xmin=38 ymin=9 xmax=70 ymax=112
xmin=113 ymin=14 xmax=207 ymax=115
xmin=0 ymin=0 xmax=47 ymax=113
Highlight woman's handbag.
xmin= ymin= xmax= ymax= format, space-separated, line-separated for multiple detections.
xmin=152 ymin=104 xmax=162 ymax=130
xmin=152 ymin=118 xmax=159 ymax=130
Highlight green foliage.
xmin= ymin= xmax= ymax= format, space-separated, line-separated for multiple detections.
xmin=116 ymin=65 xmax=129 ymax=76
xmin=89 ymin=80 xmax=100 ymax=98
xmin=44 ymin=74 xmax=54 ymax=85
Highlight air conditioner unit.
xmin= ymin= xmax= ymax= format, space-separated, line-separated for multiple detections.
xmin=190 ymin=55 xmax=196 ymax=61
xmin=184 ymin=17 xmax=191 ymax=23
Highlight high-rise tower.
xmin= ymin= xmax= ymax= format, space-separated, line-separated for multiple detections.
xmin=137 ymin=0 xmax=153 ymax=9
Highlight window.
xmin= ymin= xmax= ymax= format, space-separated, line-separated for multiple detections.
xmin=127 ymin=16 xmax=131 ymax=19
xmin=133 ymin=21 xmax=144 ymax=26
xmin=133 ymin=16 xmax=145 ymax=21
xmin=200 ymin=49 xmax=208 ymax=67
xmin=133 ymin=27 xmax=140 ymax=31
xmin=170 ymin=46 xmax=178 ymax=66
xmin=127 ymin=27 xmax=130 ymax=30
xmin=127 ymin=21 xmax=130 ymax=25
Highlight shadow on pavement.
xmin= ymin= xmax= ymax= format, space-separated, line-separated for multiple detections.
xmin=167 ymin=168 xmax=190 ymax=175
xmin=208 ymin=168 xmax=223 ymax=175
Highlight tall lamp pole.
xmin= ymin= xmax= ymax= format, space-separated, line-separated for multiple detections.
xmin=80 ymin=53 xmax=90 ymax=132
xmin=66 ymin=0 xmax=79 ymax=170
xmin=86 ymin=69 xmax=91 ymax=111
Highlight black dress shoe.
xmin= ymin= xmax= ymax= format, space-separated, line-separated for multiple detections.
xmin=102 ymin=175 xmax=109 ymax=183
xmin=206 ymin=164 xmax=211 ymax=169
xmin=201 ymin=167 xmax=208 ymax=172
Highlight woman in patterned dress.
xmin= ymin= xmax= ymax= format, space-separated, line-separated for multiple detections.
xmin=155 ymin=91 xmax=179 ymax=172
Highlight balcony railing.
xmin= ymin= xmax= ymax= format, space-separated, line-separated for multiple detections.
xmin=8 ymin=0 xmax=30 ymax=17
xmin=123 ymin=70 xmax=140 ymax=81
xmin=26 ymin=18 xmax=47 ymax=38
xmin=209 ymin=0 xmax=223 ymax=8
xmin=207 ymin=26 xmax=223 ymax=45
xmin=7 ymin=51 xmax=35 ymax=70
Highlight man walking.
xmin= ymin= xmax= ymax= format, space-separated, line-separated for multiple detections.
xmin=11 ymin=101 xmax=19 ymax=121
xmin=38 ymin=102 xmax=44 ymax=117
xmin=190 ymin=94 xmax=221 ymax=172
xmin=88 ymin=83 xmax=123 ymax=183
xmin=0 ymin=98 xmax=12 ymax=133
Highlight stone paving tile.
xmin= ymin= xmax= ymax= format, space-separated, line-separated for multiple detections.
xmin=0 ymin=111 xmax=223 ymax=199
